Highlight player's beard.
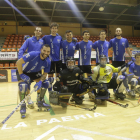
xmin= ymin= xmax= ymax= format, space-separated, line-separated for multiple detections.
xmin=41 ymin=53 xmax=49 ymax=59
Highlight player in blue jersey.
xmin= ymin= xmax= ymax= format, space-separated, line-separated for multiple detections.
xmin=42 ymin=22 xmax=62 ymax=94
xmin=61 ymin=30 xmax=77 ymax=70
xmin=92 ymin=30 xmax=109 ymax=65
xmin=17 ymin=27 xmax=43 ymax=108
xmin=109 ymin=27 xmax=132 ymax=67
xmin=16 ymin=44 xmax=51 ymax=118
xmin=126 ymin=53 xmax=140 ymax=97
xmin=76 ymin=30 xmax=93 ymax=77
xmin=18 ymin=27 xmax=43 ymax=59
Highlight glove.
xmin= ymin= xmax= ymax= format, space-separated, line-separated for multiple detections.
xmin=20 ymin=74 xmax=30 ymax=84
xmin=72 ymin=37 xmax=77 ymax=42
xmin=34 ymin=81 xmax=42 ymax=91
xmin=24 ymin=35 xmax=30 ymax=40
xmin=48 ymin=77 xmax=54 ymax=84
xmin=126 ymin=61 xmax=133 ymax=67
xmin=131 ymin=57 xmax=136 ymax=62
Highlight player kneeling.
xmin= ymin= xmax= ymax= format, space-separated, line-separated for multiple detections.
xmin=49 ymin=57 xmax=91 ymax=108
xmin=92 ymin=55 xmax=128 ymax=103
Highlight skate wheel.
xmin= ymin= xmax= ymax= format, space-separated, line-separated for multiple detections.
xmin=21 ymin=114 xmax=26 ymax=119
xmin=120 ymin=98 xmax=124 ymax=101
xmin=38 ymin=108 xmax=42 ymax=112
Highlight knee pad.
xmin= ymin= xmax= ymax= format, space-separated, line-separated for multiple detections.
xmin=130 ymin=78 xmax=138 ymax=86
xmin=48 ymin=77 xmax=54 ymax=84
xmin=117 ymin=75 xmax=125 ymax=82
xmin=112 ymin=73 xmax=118 ymax=79
xmin=42 ymin=80 xmax=50 ymax=89
xmin=18 ymin=82 xmax=28 ymax=100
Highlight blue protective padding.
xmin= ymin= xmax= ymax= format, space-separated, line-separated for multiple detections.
xmin=48 ymin=77 xmax=54 ymax=84
xmin=18 ymin=82 xmax=28 ymax=93
xmin=130 ymin=78 xmax=138 ymax=86
xmin=112 ymin=73 xmax=118 ymax=79
xmin=42 ymin=79 xmax=49 ymax=89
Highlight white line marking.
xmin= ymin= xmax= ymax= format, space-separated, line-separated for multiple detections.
xmin=34 ymin=125 xmax=137 ymax=140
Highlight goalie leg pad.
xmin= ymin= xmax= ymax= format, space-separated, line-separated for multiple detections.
xmin=49 ymin=91 xmax=60 ymax=105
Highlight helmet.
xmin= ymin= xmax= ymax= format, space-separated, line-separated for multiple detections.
xmin=66 ymin=56 xmax=75 ymax=70
xmin=99 ymin=55 xmax=107 ymax=67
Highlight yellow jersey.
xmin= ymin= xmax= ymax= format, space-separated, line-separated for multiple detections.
xmin=92 ymin=64 xmax=119 ymax=84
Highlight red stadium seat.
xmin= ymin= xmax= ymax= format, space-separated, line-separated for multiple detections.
xmin=10 ymin=63 xmax=15 ymax=69
xmin=7 ymin=48 xmax=11 ymax=52
xmin=9 ymin=42 xmax=13 ymax=45
xmin=17 ymin=48 xmax=19 ymax=52
xmin=2 ymin=45 xmax=7 ymax=48
xmin=0 ymin=63 xmax=4 ymax=69
xmin=6 ymin=37 xmax=10 ymax=40
xmin=1 ymin=48 xmax=6 ymax=52
xmin=7 ymin=34 xmax=11 ymax=37
xmin=14 ymin=63 xmax=17 ymax=68
xmin=17 ymin=42 xmax=21 ymax=45
xmin=4 ymin=63 xmax=9 ymax=69
xmin=19 ymin=37 xmax=23 ymax=40
xmin=14 ymin=39 xmax=18 ymax=42
xmin=10 ymin=37 xmax=14 ymax=39
xmin=8 ymin=45 xmax=12 ymax=48
xmin=5 ymin=39 xmax=9 ymax=42
xmin=12 ymin=45 xmax=17 ymax=48
xmin=12 ymin=48 xmax=16 ymax=52
xmin=10 ymin=39 xmax=13 ymax=42
xmin=17 ymin=45 xmax=21 ymax=48
xmin=13 ymin=42 xmax=17 ymax=45
xmin=4 ymin=42 xmax=8 ymax=45
xmin=15 ymin=37 xmax=18 ymax=40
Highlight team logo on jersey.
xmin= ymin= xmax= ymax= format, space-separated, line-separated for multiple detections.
xmin=91 ymin=70 xmax=94 ymax=74
xmin=122 ymin=42 xmax=125 ymax=46
xmin=106 ymin=44 xmax=109 ymax=47
xmin=39 ymin=41 xmax=43 ymax=45
xmin=90 ymin=45 xmax=92 ymax=48
xmin=41 ymin=66 xmax=45 ymax=69
xmin=57 ymin=39 xmax=60 ymax=43
xmin=104 ymin=68 xmax=111 ymax=73
xmin=56 ymin=77 xmax=60 ymax=81
xmin=134 ymin=70 xmax=137 ymax=72
xmin=50 ymin=39 xmax=52 ymax=42
xmin=73 ymin=46 xmax=75 ymax=50
xmin=26 ymin=53 xmax=30 ymax=58
xmin=75 ymin=73 xmax=79 ymax=76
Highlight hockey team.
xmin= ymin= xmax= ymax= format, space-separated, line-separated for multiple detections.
xmin=16 ymin=22 xmax=139 ymax=118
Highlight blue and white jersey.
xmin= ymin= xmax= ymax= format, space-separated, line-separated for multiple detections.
xmin=76 ymin=40 xmax=92 ymax=66
xmin=109 ymin=37 xmax=129 ymax=61
xmin=61 ymin=40 xmax=77 ymax=64
xmin=92 ymin=40 xmax=109 ymax=63
xmin=129 ymin=62 xmax=140 ymax=76
xmin=18 ymin=36 xmax=44 ymax=59
xmin=42 ymin=35 xmax=62 ymax=61
xmin=22 ymin=51 xmax=51 ymax=73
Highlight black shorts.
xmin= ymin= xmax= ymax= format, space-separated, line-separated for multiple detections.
xmin=112 ymin=61 xmax=125 ymax=67
xmin=62 ymin=63 xmax=67 ymax=70
xmin=49 ymin=60 xmax=62 ymax=74
xmin=78 ymin=65 xmax=92 ymax=74
xmin=16 ymin=69 xmax=42 ymax=82
xmin=108 ymin=77 xmax=118 ymax=89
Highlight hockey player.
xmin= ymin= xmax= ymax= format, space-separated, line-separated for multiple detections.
xmin=92 ymin=30 xmax=109 ymax=65
xmin=92 ymin=55 xmax=127 ymax=102
xmin=109 ymin=27 xmax=133 ymax=67
xmin=61 ymin=30 xmax=78 ymax=70
xmin=76 ymin=30 xmax=93 ymax=77
xmin=126 ymin=53 xmax=140 ymax=97
xmin=42 ymin=22 xmax=62 ymax=94
xmin=17 ymin=27 xmax=43 ymax=108
xmin=16 ymin=44 xmax=51 ymax=118
xmin=50 ymin=57 xmax=92 ymax=108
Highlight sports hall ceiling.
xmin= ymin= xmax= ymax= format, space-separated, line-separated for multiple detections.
xmin=1 ymin=0 xmax=140 ymax=27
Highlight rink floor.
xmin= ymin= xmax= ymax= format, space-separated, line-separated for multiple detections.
xmin=0 ymin=82 xmax=140 ymax=140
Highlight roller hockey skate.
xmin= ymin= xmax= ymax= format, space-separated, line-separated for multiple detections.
xmin=88 ymin=92 xmax=95 ymax=100
xmin=60 ymin=99 xmax=69 ymax=108
xmin=37 ymin=99 xmax=51 ymax=112
xmin=20 ymin=103 xmax=26 ymax=119
xmin=26 ymin=96 xmax=34 ymax=109
xmin=135 ymin=87 xmax=140 ymax=95
xmin=126 ymin=89 xmax=136 ymax=98
xmin=113 ymin=90 xmax=126 ymax=100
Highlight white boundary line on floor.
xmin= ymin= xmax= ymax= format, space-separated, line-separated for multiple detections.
xmin=34 ymin=125 xmax=137 ymax=140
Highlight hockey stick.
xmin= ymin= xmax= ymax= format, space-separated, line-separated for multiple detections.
xmin=60 ymin=101 xmax=97 ymax=111
xmin=76 ymin=86 xmax=99 ymax=97
xmin=0 ymin=88 xmax=37 ymax=127
xmin=107 ymin=99 xmax=128 ymax=108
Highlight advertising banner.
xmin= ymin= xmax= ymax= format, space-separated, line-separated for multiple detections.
xmin=11 ymin=69 xmax=18 ymax=82
xmin=0 ymin=52 xmax=17 ymax=60
xmin=0 ymin=70 xmax=8 ymax=82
